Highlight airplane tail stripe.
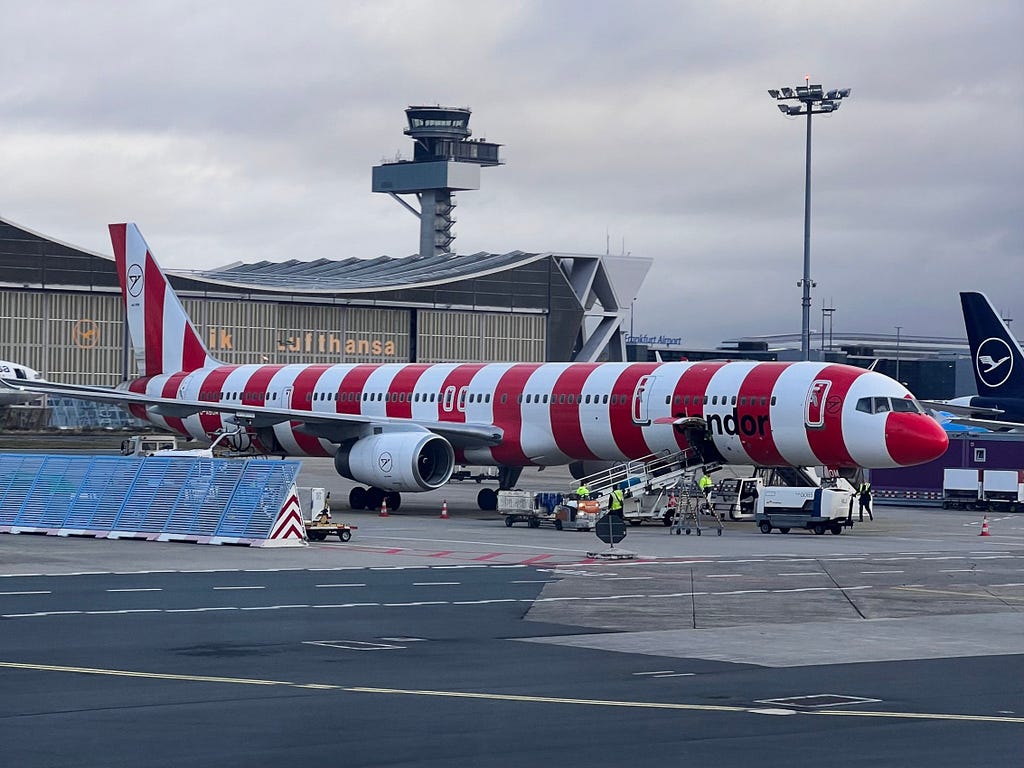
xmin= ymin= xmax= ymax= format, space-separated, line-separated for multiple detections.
xmin=144 ymin=255 xmax=167 ymax=377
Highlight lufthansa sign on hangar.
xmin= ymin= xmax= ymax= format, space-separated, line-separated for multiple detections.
xmin=0 ymin=217 xmax=651 ymax=384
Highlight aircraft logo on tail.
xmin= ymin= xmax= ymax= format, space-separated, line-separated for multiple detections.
xmin=975 ymin=338 xmax=1013 ymax=388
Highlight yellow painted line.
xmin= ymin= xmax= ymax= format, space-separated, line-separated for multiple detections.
xmin=3 ymin=661 xmax=1022 ymax=724
xmin=894 ymin=586 xmax=1024 ymax=601
xmin=0 ymin=661 xmax=339 ymax=690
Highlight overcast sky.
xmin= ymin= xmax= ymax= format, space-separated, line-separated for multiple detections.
xmin=1 ymin=1 xmax=1021 ymax=348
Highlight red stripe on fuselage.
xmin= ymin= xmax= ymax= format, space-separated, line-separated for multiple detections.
xmin=127 ymin=377 xmax=150 ymax=421
xmin=143 ymin=253 xmax=166 ymax=377
xmin=736 ymin=363 xmax=790 ymax=465
xmin=386 ymin=364 xmax=432 ymax=419
xmin=669 ymin=362 xmax=729 ymax=452
xmin=805 ymin=364 xmax=861 ymax=468
xmin=159 ymin=371 xmax=191 ymax=436
xmin=290 ymin=365 xmax=332 ymax=457
xmin=197 ymin=366 xmax=241 ymax=438
xmin=437 ymin=364 xmax=487 ymax=423
xmin=610 ymin=364 xmax=659 ymax=458
xmin=550 ymin=364 xmax=601 ymax=461
xmin=336 ymin=364 xmax=378 ymax=414
xmin=490 ymin=363 xmax=543 ymax=466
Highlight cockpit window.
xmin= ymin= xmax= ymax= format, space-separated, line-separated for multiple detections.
xmin=872 ymin=397 xmax=890 ymax=413
xmin=855 ymin=397 xmax=872 ymax=414
xmin=890 ymin=397 xmax=921 ymax=413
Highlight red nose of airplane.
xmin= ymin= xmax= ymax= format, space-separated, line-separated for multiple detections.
xmin=885 ymin=413 xmax=949 ymax=466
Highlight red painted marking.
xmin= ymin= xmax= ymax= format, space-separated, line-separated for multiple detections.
xmin=550 ymin=364 xmax=601 ymax=460
xmin=490 ymin=363 xmax=543 ymax=465
xmin=473 ymin=552 xmax=504 ymax=561
xmin=159 ymin=371 xmax=191 ymax=436
xmin=521 ymin=554 xmax=554 ymax=564
xmin=181 ymin=320 xmax=208 ymax=373
xmin=736 ymin=363 xmax=790 ymax=465
xmin=436 ymin=364 xmax=487 ymax=423
xmin=110 ymin=224 xmax=127 ymax=300
xmin=428 ymin=550 xmax=455 ymax=558
xmin=242 ymin=365 xmax=286 ymax=405
xmin=143 ymin=253 xmax=166 ymax=377
xmin=336 ymin=364 xmax=378 ymax=415
xmin=197 ymin=366 xmax=240 ymax=438
xmin=386 ymin=364 xmax=432 ymax=419
xmin=609 ymin=363 xmax=659 ymax=457
xmin=668 ymin=362 xmax=729 ymax=452
xmin=805 ymin=364 xmax=861 ymax=467
xmin=289 ymin=365 xmax=333 ymax=457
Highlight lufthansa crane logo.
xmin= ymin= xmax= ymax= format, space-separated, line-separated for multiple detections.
xmin=72 ymin=319 xmax=100 ymax=349
xmin=378 ymin=451 xmax=393 ymax=473
xmin=126 ymin=264 xmax=144 ymax=297
xmin=975 ymin=337 xmax=1013 ymax=389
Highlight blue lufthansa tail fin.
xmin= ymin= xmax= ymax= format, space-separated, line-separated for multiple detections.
xmin=960 ymin=292 xmax=1024 ymax=397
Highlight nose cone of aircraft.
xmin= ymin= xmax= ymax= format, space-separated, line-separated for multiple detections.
xmin=885 ymin=412 xmax=949 ymax=466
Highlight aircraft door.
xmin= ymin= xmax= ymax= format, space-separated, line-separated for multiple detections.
xmin=632 ymin=376 xmax=657 ymax=426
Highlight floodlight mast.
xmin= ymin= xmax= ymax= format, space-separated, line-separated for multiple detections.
xmin=769 ymin=77 xmax=851 ymax=360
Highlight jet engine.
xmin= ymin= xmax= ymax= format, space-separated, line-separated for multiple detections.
xmin=334 ymin=431 xmax=455 ymax=492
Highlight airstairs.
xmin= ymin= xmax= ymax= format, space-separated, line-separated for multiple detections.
xmin=0 ymin=454 xmax=307 ymax=547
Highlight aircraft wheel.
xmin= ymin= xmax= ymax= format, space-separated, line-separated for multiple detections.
xmin=716 ymin=528 xmax=723 ymax=536
xmin=662 ymin=512 xmax=674 ymax=526
xmin=477 ymin=488 xmax=498 ymax=511
xmin=339 ymin=529 xmax=351 ymax=542
xmin=758 ymin=521 xmax=772 ymax=534
xmin=684 ymin=528 xmax=691 ymax=535
xmin=554 ymin=519 xmax=563 ymax=531
xmin=365 ymin=487 xmax=385 ymax=511
xmin=696 ymin=528 xmax=702 ymax=536
xmin=385 ymin=491 xmax=402 ymax=511
xmin=348 ymin=486 xmax=366 ymax=510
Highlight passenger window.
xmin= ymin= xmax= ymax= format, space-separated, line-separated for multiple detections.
xmin=602 ymin=394 xmax=609 ymax=405
xmin=770 ymin=396 xmax=776 ymax=406
xmin=665 ymin=395 xmax=671 ymax=405
xmin=543 ymin=394 xmax=549 ymax=403
xmin=712 ymin=396 xmax=718 ymax=405
xmin=501 ymin=394 xmax=507 ymax=404
xmin=731 ymin=396 xmax=737 ymax=406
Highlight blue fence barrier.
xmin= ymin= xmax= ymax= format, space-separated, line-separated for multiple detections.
xmin=0 ymin=454 xmax=305 ymax=546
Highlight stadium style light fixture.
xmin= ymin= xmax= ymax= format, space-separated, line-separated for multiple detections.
xmin=769 ymin=76 xmax=852 ymax=361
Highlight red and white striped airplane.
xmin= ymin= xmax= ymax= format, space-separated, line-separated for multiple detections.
xmin=3 ymin=223 xmax=948 ymax=510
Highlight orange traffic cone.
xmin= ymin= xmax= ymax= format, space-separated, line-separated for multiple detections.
xmin=979 ymin=516 xmax=990 ymax=536
xmin=440 ymin=499 xmax=449 ymax=519
xmin=380 ymin=497 xmax=388 ymax=518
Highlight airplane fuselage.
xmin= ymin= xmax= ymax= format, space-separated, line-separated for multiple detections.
xmin=124 ymin=359 xmax=947 ymax=470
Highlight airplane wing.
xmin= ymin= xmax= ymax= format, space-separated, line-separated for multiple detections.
xmin=917 ymin=400 xmax=1005 ymax=418
xmin=948 ymin=416 xmax=1023 ymax=432
xmin=0 ymin=378 xmax=503 ymax=448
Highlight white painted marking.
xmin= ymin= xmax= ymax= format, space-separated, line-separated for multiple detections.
xmin=413 ymin=582 xmax=460 ymax=586
xmin=861 ymin=570 xmax=904 ymax=574
xmin=379 ymin=637 xmax=427 ymax=642
xmin=85 ymin=609 xmax=162 ymax=615
xmin=106 ymin=588 xmax=162 ymax=593
xmin=0 ymin=590 xmax=51 ymax=596
xmin=166 ymin=607 xmax=239 ymax=613
xmin=311 ymin=603 xmax=380 ymax=609
xmin=990 ymin=582 xmax=1024 ymax=587
xmin=511 ymin=580 xmax=557 ymax=584
xmin=453 ymin=599 xmax=518 ymax=605
xmin=239 ymin=604 xmax=311 ymax=611
xmin=315 ymin=584 xmax=366 ymax=588
xmin=603 ymin=576 xmax=653 ymax=581
xmin=777 ymin=573 xmax=824 ymax=577
xmin=3 ymin=611 xmax=81 ymax=618
xmin=939 ymin=569 xmax=976 ymax=573
xmin=922 ymin=556 xmax=966 ymax=561
xmin=633 ymin=670 xmax=675 ymax=676
xmin=706 ymin=574 xmax=742 ymax=578
xmin=653 ymin=673 xmax=695 ymax=678
xmin=749 ymin=708 xmax=797 ymax=716
xmin=213 ymin=586 xmax=265 ymax=591
xmin=714 ymin=590 xmax=769 ymax=595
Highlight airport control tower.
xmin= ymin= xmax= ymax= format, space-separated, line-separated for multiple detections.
xmin=372 ymin=106 xmax=502 ymax=257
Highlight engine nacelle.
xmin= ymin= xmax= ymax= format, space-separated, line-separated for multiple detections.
xmin=334 ymin=431 xmax=455 ymax=491
xmin=569 ymin=460 xmax=616 ymax=480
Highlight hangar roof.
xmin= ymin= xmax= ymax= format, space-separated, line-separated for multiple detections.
xmin=188 ymin=250 xmax=551 ymax=293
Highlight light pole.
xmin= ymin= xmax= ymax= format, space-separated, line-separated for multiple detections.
xmin=895 ymin=325 xmax=902 ymax=383
xmin=769 ymin=78 xmax=851 ymax=361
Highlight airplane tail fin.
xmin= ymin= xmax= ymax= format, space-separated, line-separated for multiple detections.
xmin=109 ymin=223 xmax=221 ymax=377
xmin=960 ymin=291 xmax=1024 ymax=397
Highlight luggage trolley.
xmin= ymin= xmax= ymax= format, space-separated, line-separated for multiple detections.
xmin=670 ymin=474 xmax=724 ymax=536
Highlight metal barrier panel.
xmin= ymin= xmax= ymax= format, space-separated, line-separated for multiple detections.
xmin=0 ymin=454 xmax=302 ymax=544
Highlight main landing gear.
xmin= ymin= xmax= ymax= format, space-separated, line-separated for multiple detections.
xmin=349 ymin=486 xmax=402 ymax=511
xmin=476 ymin=465 xmax=525 ymax=511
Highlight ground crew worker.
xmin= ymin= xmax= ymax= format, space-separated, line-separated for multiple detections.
xmin=576 ymin=483 xmax=590 ymax=500
xmin=857 ymin=480 xmax=874 ymax=521
xmin=609 ymin=484 xmax=625 ymax=517
xmin=698 ymin=469 xmax=713 ymax=503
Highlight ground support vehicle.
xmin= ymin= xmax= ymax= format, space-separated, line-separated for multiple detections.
xmin=755 ymin=484 xmax=853 ymax=535
xmin=497 ymin=490 xmax=551 ymax=528
xmin=448 ymin=465 xmax=499 ymax=484
xmin=304 ymin=520 xmax=356 ymax=542
xmin=553 ymin=499 xmax=601 ymax=531
xmin=942 ymin=468 xmax=982 ymax=509
xmin=981 ymin=469 xmax=1023 ymax=512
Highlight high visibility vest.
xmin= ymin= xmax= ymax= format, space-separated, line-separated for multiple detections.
xmin=576 ymin=485 xmax=589 ymax=498
xmin=610 ymin=489 xmax=624 ymax=510
xmin=699 ymin=476 xmax=712 ymax=492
